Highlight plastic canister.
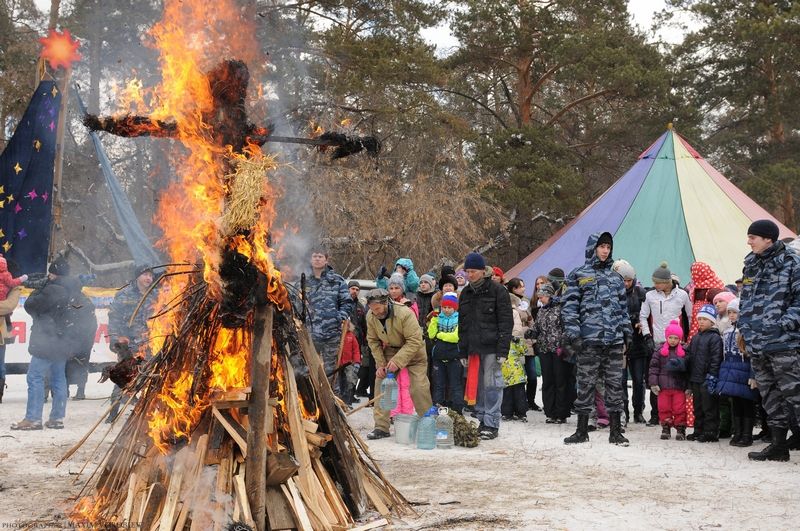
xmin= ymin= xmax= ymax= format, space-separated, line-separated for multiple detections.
xmin=416 ymin=407 xmax=438 ymax=450
xmin=379 ymin=373 xmax=398 ymax=411
xmin=435 ymin=407 xmax=454 ymax=449
xmin=393 ymin=414 xmax=419 ymax=445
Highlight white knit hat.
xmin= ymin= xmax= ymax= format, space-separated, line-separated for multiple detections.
xmin=613 ymin=259 xmax=636 ymax=280
xmin=727 ymin=298 xmax=740 ymax=314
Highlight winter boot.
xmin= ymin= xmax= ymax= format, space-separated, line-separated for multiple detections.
xmin=675 ymin=426 xmax=687 ymax=441
xmin=564 ymin=414 xmax=590 ymax=444
xmin=729 ymin=415 xmax=742 ymax=446
xmin=660 ymin=425 xmax=671 ymax=440
xmin=609 ymin=413 xmax=630 ymax=446
xmin=733 ymin=417 xmax=754 ymax=447
xmin=748 ymin=427 xmax=790 ymax=462
xmin=633 ymin=413 xmax=646 ymax=424
xmin=0 ymin=377 xmax=5 ymax=403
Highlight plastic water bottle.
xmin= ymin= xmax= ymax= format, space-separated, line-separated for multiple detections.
xmin=379 ymin=373 xmax=398 ymax=411
xmin=416 ymin=407 xmax=438 ymax=450
xmin=435 ymin=407 xmax=454 ymax=449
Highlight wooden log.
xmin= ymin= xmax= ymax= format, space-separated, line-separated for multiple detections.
xmin=265 ymin=451 xmax=299 ymax=486
xmin=313 ymin=458 xmax=352 ymax=526
xmin=121 ymin=472 xmax=137 ymax=525
xmin=346 ymin=393 xmax=383 ymax=416
xmin=212 ymin=406 xmax=248 ymax=458
xmin=361 ymin=476 xmax=390 ymax=517
xmin=158 ymin=447 xmax=190 ymax=531
xmin=212 ymin=443 xmax=234 ymax=531
xmin=306 ymin=431 xmax=333 ymax=448
xmin=245 ymin=304 xmax=274 ymax=531
xmin=284 ymin=479 xmax=313 ymax=531
xmin=139 ymin=482 xmax=166 ymax=531
xmin=350 ymin=519 xmax=389 ymax=531
xmin=265 ymin=486 xmax=297 ymax=530
xmin=303 ymin=419 xmax=319 ymax=433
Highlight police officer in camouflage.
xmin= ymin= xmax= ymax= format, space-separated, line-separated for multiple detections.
xmin=306 ymin=249 xmax=353 ymax=375
xmin=107 ymin=265 xmax=157 ymax=422
xmin=738 ymin=220 xmax=800 ymax=462
xmin=561 ymin=232 xmax=632 ymax=446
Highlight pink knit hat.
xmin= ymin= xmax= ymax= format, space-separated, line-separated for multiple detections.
xmin=712 ymin=291 xmax=736 ymax=305
xmin=661 ymin=320 xmax=686 ymax=357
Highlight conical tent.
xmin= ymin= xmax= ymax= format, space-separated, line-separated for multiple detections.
xmin=506 ymin=127 xmax=796 ymax=288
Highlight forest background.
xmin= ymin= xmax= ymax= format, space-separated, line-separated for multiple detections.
xmin=2 ymin=0 xmax=798 ymax=282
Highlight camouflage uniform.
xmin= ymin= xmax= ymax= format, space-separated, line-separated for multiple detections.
xmin=305 ymin=265 xmax=353 ymax=375
xmin=738 ymin=241 xmax=800 ymax=430
xmin=108 ymin=282 xmax=157 ymax=357
xmin=562 ymin=232 xmax=632 ymax=415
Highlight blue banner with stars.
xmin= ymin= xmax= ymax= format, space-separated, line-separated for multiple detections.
xmin=0 ymin=80 xmax=60 ymax=274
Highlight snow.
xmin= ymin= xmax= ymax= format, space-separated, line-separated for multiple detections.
xmin=1 ymin=375 xmax=799 ymax=529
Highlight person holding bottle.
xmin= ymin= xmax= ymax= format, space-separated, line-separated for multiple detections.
xmin=365 ymin=288 xmax=433 ymax=440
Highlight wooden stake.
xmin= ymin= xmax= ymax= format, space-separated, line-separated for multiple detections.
xmin=245 ymin=304 xmax=274 ymax=531
xmin=346 ymin=392 xmax=383 ymax=417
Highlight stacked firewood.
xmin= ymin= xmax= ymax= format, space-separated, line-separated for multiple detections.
xmin=64 ymin=296 xmax=411 ymax=531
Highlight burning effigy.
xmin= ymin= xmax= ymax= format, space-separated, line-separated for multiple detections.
xmin=61 ymin=1 xmax=404 ymax=530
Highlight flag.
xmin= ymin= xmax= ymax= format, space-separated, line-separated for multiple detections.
xmin=0 ymin=80 xmax=61 ymax=274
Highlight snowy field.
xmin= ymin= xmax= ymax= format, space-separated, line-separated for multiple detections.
xmin=1 ymin=374 xmax=799 ymax=530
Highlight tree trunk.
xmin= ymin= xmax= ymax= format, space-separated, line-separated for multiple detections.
xmin=89 ymin=29 xmax=102 ymax=115
xmin=48 ymin=0 xmax=61 ymax=30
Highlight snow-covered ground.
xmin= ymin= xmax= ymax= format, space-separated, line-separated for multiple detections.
xmin=1 ymin=375 xmax=798 ymax=530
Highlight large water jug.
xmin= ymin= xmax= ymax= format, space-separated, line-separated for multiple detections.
xmin=435 ymin=407 xmax=454 ymax=449
xmin=379 ymin=373 xmax=398 ymax=411
xmin=394 ymin=414 xmax=419 ymax=445
xmin=416 ymin=407 xmax=438 ymax=450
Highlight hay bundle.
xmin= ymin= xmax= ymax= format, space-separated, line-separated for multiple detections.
xmin=220 ymin=154 xmax=276 ymax=237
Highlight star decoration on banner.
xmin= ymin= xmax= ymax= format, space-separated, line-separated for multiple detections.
xmin=2 ymin=242 xmax=10 ymax=252
xmin=7 ymin=194 xmax=14 ymax=202
xmin=51 ymin=85 xmax=59 ymax=98
xmin=26 ymin=189 xmax=38 ymax=200
xmin=41 ymin=191 xmax=49 ymax=202
xmin=39 ymin=29 xmax=81 ymax=70
xmin=49 ymin=120 xmax=55 ymax=132
xmin=33 ymin=139 xmax=41 ymax=151
xmin=0 ymin=186 xmax=4 ymax=194
xmin=17 ymin=229 xmax=27 ymax=239
xmin=0 ymin=201 xmax=4 ymax=209
xmin=0 ymin=229 xmax=4 ymax=238
xmin=13 ymin=163 xmax=22 ymax=174
xmin=14 ymin=204 xmax=22 ymax=214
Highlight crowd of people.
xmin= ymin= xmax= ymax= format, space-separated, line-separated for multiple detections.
xmin=3 ymin=219 xmax=799 ymax=464
xmin=306 ymin=220 xmax=800 ymax=462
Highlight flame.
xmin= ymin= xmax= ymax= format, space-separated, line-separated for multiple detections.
xmin=70 ymin=495 xmax=108 ymax=526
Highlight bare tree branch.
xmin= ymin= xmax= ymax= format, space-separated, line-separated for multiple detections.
xmin=66 ymin=241 xmax=134 ymax=272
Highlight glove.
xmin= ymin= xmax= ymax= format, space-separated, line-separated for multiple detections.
xmin=378 ymin=265 xmax=389 ymax=279
xmin=19 ymin=274 xmax=28 ymax=282
xmin=705 ymin=374 xmax=718 ymax=394
xmin=459 ymin=358 xmax=468 ymax=368
xmin=496 ymin=355 xmax=507 ymax=364
xmin=650 ymin=385 xmax=660 ymax=396
xmin=524 ymin=328 xmax=535 ymax=340
xmin=353 ymin=363 xmax=361 ymax=370
xmin=644 ymin=334 xmax=655 ymax=353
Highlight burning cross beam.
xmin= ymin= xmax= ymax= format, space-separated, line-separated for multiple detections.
xmin=82 ymin=59 xmax=380 ymax=159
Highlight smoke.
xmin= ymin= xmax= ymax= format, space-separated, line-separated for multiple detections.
xmin=182 ymin=466 xmax=234 ymax=529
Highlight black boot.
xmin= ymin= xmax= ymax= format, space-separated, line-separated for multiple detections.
xmin=748 ymin=427 xmax=790 ymax=461
xmin=564 ymin=414 xmax=590 ymax=444
xmin=734 ymin=417 xmax=754 ymax=447
xmin=729 ymin=415 xmax=742 ymax=446
xmin=675 ymin=426 xmax=687 ymax=441
xmin=660 ymin=425 xmax=671 ymax=440
xmin=609 ymin=412 xmax=630 ymax=446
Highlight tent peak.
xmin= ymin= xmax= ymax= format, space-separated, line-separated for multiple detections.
xmin=667 ymin=122 xmax=673 ymax=130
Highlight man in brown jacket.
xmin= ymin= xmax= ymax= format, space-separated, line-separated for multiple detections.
xmin=365 ymin=289 xmax=433 ymax=439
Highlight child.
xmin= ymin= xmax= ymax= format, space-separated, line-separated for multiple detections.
xmin=716 ymin=298 xmax=759 ymax=447
xmin=336 ymin=321 xmax=362 ymax=405
xmin=501 ymin=338 xmax=528 ymax=421
xmin=648 ymin=320 xmax=689 ymax=440
xmin=713 ymin=291 xmax=736 ymax=335
xmin=387 ymin=273 xmax=416 ymax=418
xmin=0 ymin=256 xmax=27 ymax=301
xmin=427 ymin=293 xmax=465 ymax=413
xmin=686 ymin=304 xmax=723 ymax=442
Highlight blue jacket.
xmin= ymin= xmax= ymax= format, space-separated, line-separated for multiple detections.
xmin=562 ymin=232 xmax=632 ymax=346
xmin=716 ymin=324 xmax=759 ymax=400
xmin=376 ymin=258 xmax=420 ymax=297
xmin=738 ymin=241 xmax=800 ymax=355
xmin=305 ymin=265 xmax=353 ymax=342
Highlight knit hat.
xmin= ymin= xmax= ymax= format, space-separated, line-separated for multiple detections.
xmin=613 ymin=259 xmax=636 ymax=280
xmin=441 ymin=265 xmax=456 ymax=278
xmin=439 ymin=274 xmax=458 ymax=291
xmin=463 ymin=252 xmax=485 ymax=271
xmin=366 ymin=288 xmax=390 ymax=303
xmin=536 ymin=283 xmax=555 ymax=297
xmin=697 ymin=304 xmax=717 ymax=322
xmin=134 ymin=264 xmax=153 ymax=280
xmin=597 ymin=232 xmax=613 ymax=248
xmin=664 ymin=319 xmax=684 ymax=342
xmin=48 ymin=256 xmax=70 ymax=276
xmin=419 ymin=274 xmax=435 ymax=290
xmin=652 ymin=261 xmax=671 ymax=283
xmin=348 ymin=280 xmax=361 ymax=288
xmin=712 ymin=291 xmax=736 ymax=305
xmin=747 ymin=219 xmax=779 ymax=242
xmin=455 ymin=269 xmax=466 ymax=280
xmin=441 ymin=292 xmax=459 ymax=310
xmin=547 ymin=268 xmax=565 ymax=285
xmin=492 ymin=266 xmax=504 ymax=279
xmin=727 ymin=298 xmax=740 ymax=314
xmin=388 ymin=273 xmax=405 ymax=289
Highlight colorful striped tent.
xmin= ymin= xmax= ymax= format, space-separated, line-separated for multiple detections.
xmin=506 ymin=127 xmax=796 ymax=288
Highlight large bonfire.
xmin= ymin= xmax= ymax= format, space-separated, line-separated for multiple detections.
xmin=63 ymin=1 xmax=407 ymax=530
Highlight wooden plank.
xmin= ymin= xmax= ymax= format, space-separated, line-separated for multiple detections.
xmin=212 ymin=443 xmax=234 ymax=531
xmin=245 ymin=304 xmax=273 ymax=531
xmin=303 ymin=418 xmax=319 ymax=433
xmin=361 ymin=475 xmax=390 ymax=517
xmin=312 ymin=458 xmax=352 ymax=526
xmin=265 ymin=486 xmax=297 ymax=530
xmin=350 ymin=519 xmax=389 ymax=531
xmin=306 ymin=431 xmax=332 ymax=448
xmin=282 ymin=481 xmax=313 ymax=531
xmin=121 ymin=472 xmax=137 ymax=525
xmin=139 ymin=482 xmax=166 ymax=531
xmin=158 ymin=448 xmax=189 ymax=531
xmin=265 ymin=451 xmax=299 ymax=486
xmin=211 ymin=406 xmax=248 ymax=458
xmin=233 ymin=473 xmax=256 ymax=529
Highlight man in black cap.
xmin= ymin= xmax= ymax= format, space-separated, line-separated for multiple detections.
xmin=106 ymin=264 xmax=158 ymax=422
xmin=738 ymin=219 xmax=800 ymax=461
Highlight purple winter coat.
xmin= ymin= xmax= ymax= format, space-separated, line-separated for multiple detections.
xmin=648 ymin=346 xmax=688 ymax=391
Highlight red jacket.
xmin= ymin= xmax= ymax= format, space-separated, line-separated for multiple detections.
xmin=340 ymin=331 xmax=362 ymax=366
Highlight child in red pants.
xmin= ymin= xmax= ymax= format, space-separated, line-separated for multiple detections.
xmin=648 ymin=320 xmax=689 ymax=440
